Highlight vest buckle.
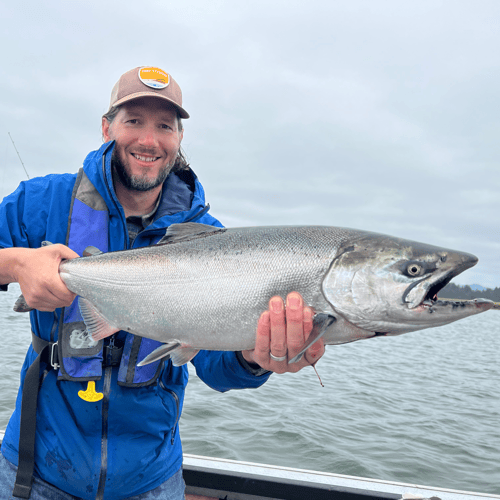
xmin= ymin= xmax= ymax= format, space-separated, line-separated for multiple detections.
xmin=50 ymin=342 xmax=60 ymax=370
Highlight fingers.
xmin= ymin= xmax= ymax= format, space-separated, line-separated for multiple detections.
xmin=268 ymin=295 xmax=288 ymax=370
xmin=17 ymin=244 xmax=78 ymax=311
xmin=245 ymin=292 xmax=325 ymax=374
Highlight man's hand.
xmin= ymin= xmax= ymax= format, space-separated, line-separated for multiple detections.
xmin=7 ymin=244 xmax=79 ymax=311
xmin=242 ymin=291 xmax=325 ymax=374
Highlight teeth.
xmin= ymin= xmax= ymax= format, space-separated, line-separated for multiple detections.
xmin=133 ymin=154 xmax=157 ymax=162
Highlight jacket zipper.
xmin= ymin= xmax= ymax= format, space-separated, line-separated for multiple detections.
xmin=159 ymin=379 xmax=180 ymax=445
xmin=102 ymin=153 xmax=129 ymax=249
xmin=95 ymin=363 xmax=113 ymax=498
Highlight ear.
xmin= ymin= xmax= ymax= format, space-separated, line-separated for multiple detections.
xmin=102 ymin=117 xmax=112 ymax=142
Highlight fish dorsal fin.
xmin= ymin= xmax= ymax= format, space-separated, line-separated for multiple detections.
xmin=157 ymin=223 xmax=225 ymax=245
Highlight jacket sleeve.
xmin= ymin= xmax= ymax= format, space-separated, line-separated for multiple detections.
xmin=0 ymin=174 xmax=76 ymax=292
xmin=0 ymin=174 xmax=76 ymax=251
xmin=0 ymin=182 xmax=30 ymax=250
xmin=191 ymin=350 xmax=271 ymax=393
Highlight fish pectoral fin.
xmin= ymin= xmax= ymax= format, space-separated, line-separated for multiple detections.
xmin=137 ymin=341 xmax=182 ymax=366
xmin=13 ymin=294 xmax=33 ymax=313
xmin=79 ymin=298 xmax=120 ymax=341
xmin=82 ymin=246 xmax=104 ymax=257
xmin=289 ymin=313 xmax=336 ymax=364
xmin=157 ymin=222 xmax=226 ymax=245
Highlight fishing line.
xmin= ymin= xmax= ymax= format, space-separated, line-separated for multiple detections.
xmin=8 ymin=132 xmax=30 ymax=179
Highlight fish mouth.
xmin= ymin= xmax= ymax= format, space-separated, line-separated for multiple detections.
xmin=403 ymin=272 xmax=454 ymax=309
xmin=373 ymin=263 xmax=493 ymax=337
xmin=403 ymin=251 xmax=479 ymax=310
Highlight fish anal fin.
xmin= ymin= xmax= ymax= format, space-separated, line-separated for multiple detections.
xmin=79 ymin=298 xmax=119 ymax=341
xmin=137 ymin=341 xmax=182 ymax=366
xmin=157 ymin=223 xmax=225 ymax=245
xmin=289 ymin=313 xmax=336 ymax=364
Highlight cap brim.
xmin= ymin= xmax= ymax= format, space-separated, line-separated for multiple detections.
xmin=111 ymin=92 xmax=190 ymax=118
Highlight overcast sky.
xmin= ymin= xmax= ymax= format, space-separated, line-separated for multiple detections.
xmin=2 ymin=0 xmax=499 ymax=287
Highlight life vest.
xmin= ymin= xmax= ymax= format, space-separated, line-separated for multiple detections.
xmin=56 ymin=167 xmax=164 ymax=386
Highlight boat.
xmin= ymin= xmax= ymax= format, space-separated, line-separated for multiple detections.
xmin=1 ymin=430 xmax=498 ymax=499
xmin=182 ymin=453 xmax=500 ymax=500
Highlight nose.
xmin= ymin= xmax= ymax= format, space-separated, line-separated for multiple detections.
xmin=137 ymin=125 xmax=159 ymax=148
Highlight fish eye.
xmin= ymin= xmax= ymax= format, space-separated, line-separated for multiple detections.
xmin=407 ymin=263 xmax=423 ymax=276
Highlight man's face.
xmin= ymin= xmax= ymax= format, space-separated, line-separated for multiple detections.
xmin=102 ymin=98 xmax=184 ymax=192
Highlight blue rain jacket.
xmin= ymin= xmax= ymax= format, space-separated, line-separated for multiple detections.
xmin=0 ymin=142 xmax=271 ymax=499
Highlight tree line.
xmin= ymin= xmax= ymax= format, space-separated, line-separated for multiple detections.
xmin=440 ymin=283 xmax=500 ymax=302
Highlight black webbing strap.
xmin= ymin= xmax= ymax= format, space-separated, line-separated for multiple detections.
xmin=12 ymin=335 xmax=55 ymax=498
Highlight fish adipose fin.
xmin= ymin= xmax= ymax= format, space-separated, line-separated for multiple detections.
xmin=79 ymin=298 xmax=120 ymax=341
xmin=137 ymin=343 xmax=200 ymax=367
xmin=288 ymin=313 xmax=336 ymax=364
xmin=157 ymin=222 xmax=226 ymax=245
xmin=82 ymin=246 xmax=104 ymax=257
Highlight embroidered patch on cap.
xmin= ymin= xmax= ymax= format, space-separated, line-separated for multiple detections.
xmin=138 ymin=67 xmax=170 ymax=89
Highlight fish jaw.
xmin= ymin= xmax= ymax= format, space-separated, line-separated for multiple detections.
xmin=402 ymin=248 xmax=478 ymax=309
xmin=322 ymin=233 xmax=491 ymax=336
xmin=391 ymin=298 xmax=494 ymax=332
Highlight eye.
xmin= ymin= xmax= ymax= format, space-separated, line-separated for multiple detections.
xmin=407 ymin=263 xmax=423 ymax=276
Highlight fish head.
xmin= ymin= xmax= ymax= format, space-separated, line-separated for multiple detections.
xmin=322 ymin=232 xmax=493 ymax=336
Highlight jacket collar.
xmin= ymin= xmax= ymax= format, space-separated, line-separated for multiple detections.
xmin=82 ymin=141 xmax=207 ymax=230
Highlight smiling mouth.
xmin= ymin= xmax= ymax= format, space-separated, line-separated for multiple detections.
xmin=132 ymin=153 xmax=160 ymax=163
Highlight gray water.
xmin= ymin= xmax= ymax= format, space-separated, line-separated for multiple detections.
xmin=1 ymin=284 xmax=499 ymax=494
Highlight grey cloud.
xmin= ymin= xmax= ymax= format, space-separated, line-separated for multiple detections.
xmin=2 ymin=0 xmax=499 ymax=288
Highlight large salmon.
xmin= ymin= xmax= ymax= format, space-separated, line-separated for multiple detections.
xmin=47 ymin=223 xmax=493 ymax=366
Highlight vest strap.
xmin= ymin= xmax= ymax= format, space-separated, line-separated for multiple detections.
xmin=13 ymin=333 xmax=124 ymax=498
xmin=13 ymin=336 xmax=54 ymax=498
xmin=31 ymin=334 xmax=59 ymax=369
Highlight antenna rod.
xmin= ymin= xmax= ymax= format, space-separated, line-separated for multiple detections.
xmin=8 ymin=132 xmax=30 ymax=179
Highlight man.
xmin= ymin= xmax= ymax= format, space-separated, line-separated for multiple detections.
xmin=0 ymin=66 xmax=324 ymax=499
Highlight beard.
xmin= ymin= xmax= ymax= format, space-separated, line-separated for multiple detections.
xmin=111 ymin=148 xmax=177 ymax=192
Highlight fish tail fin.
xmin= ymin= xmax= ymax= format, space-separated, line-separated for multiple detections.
xmin=79 ymin=298 xmax=120 ymax=341
xmin=13 ymin=294 xmax=34 ymax=313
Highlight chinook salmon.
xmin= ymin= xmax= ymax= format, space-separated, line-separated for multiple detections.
xmin=16 ymin=223 xmax=494 ymax=366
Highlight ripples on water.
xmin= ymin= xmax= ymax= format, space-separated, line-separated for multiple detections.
xmin=1 ymin=284 xmax=499 ymax=494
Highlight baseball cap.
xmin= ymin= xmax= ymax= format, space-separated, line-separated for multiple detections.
xmin=107 ymin=66 xmax=190 ymax=118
